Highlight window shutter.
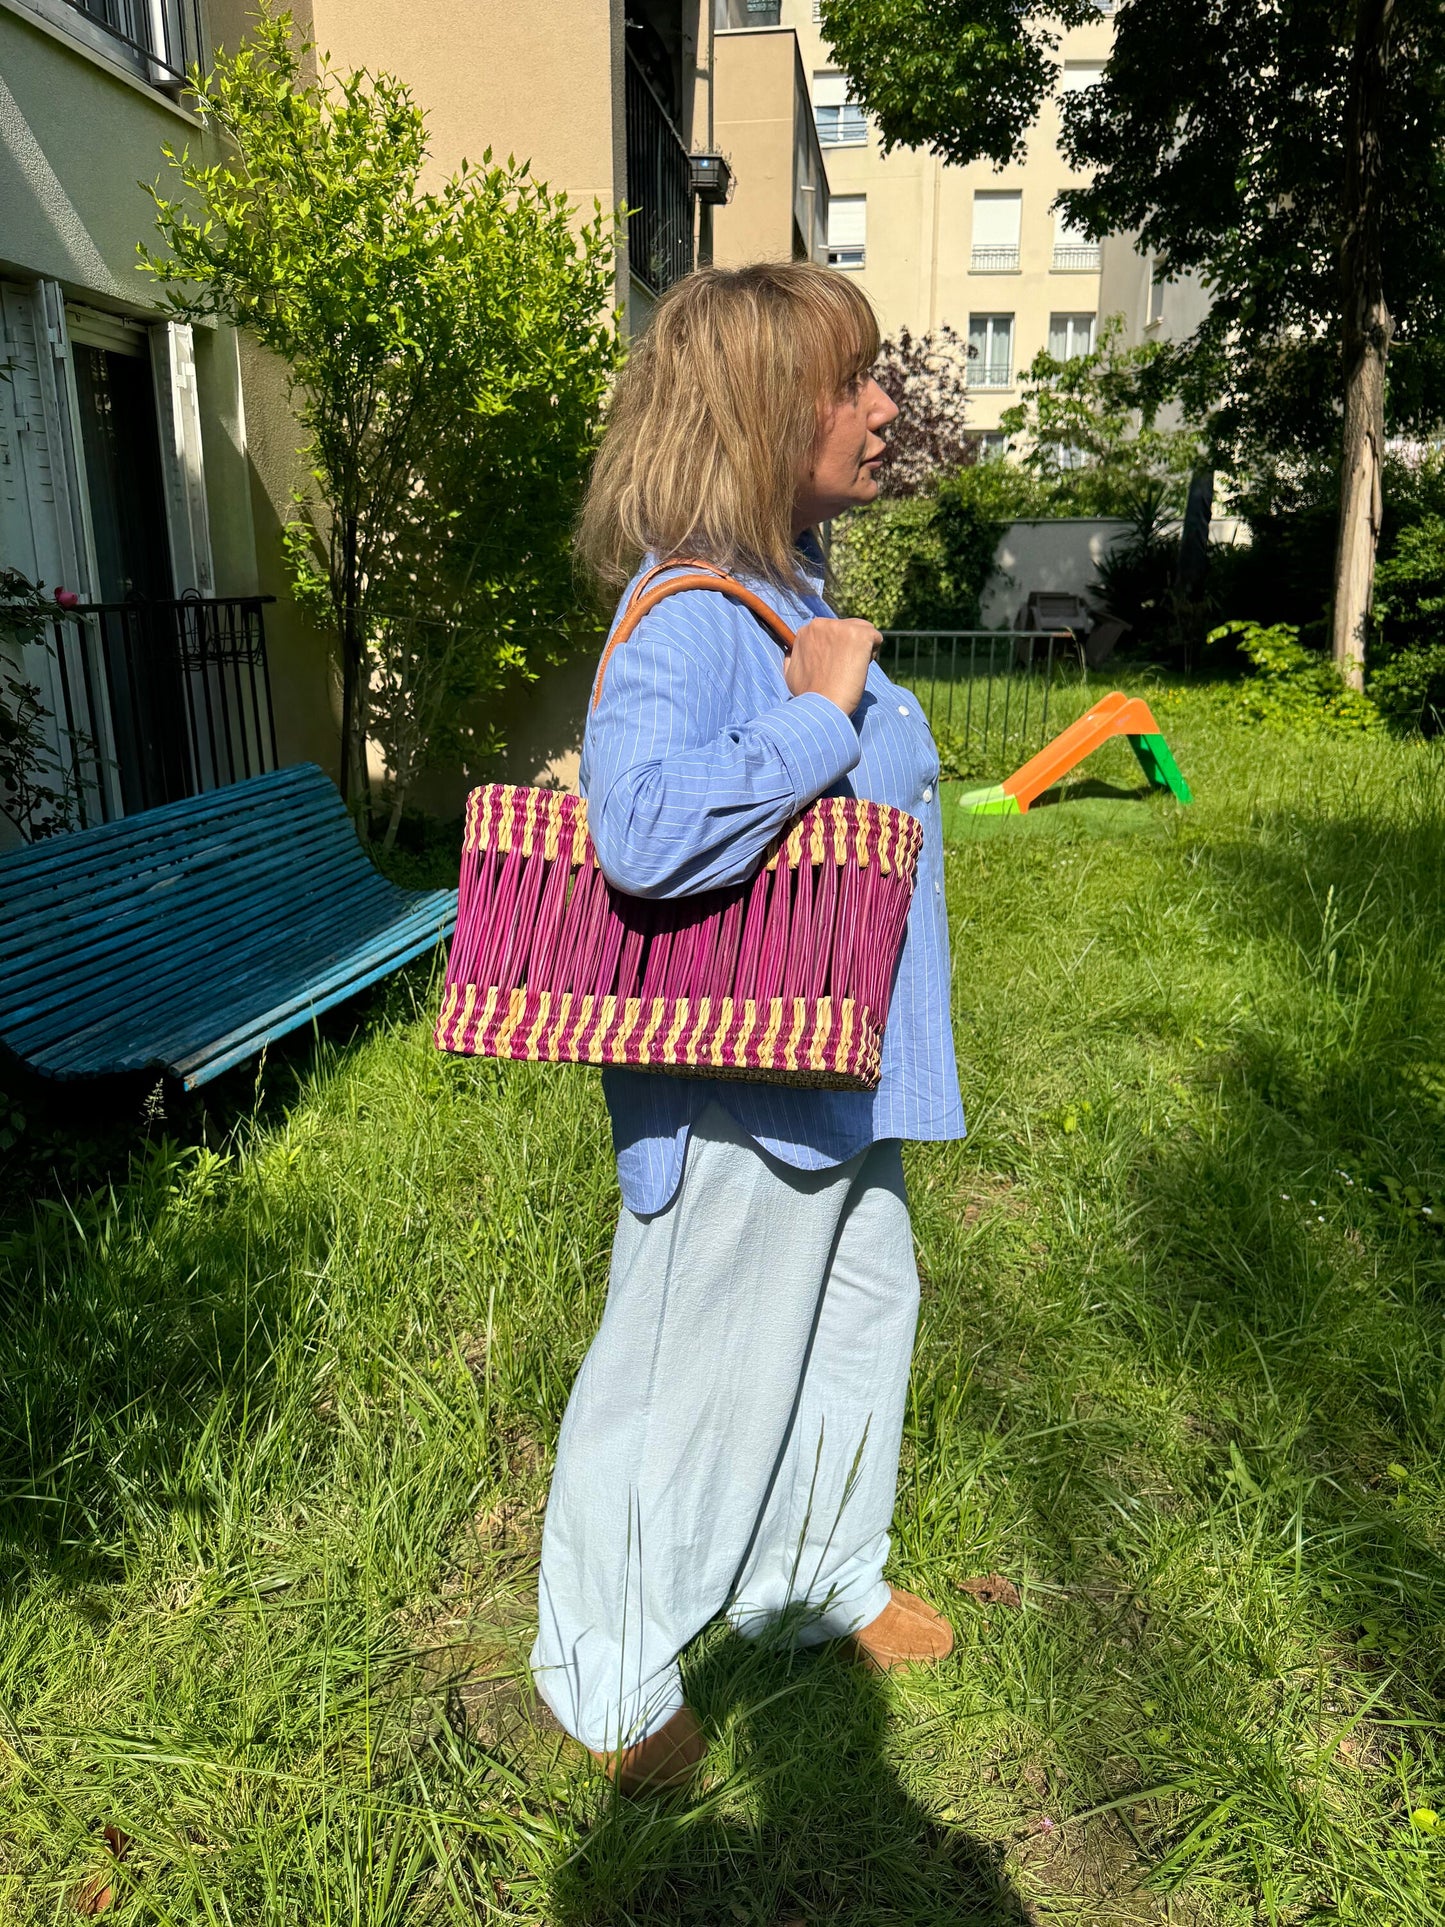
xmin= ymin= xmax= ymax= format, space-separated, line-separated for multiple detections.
xmin=827 ymin=195 xmax=867 ymax=248
xmin=1060 ymin=62 xmax=1104 ymax=91
xmin=972 ymin=192 xmax=1022 ymax=249
xmin=812 ymin=72 xmax=848 ymax=107
xmin=150 ymin=321 xmax=215 ymax=598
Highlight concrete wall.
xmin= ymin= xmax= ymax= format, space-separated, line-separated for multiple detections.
xmin=713 ymin=28 xmax=805 ymax=265
xmin=981 ymin=518 xmax=1126 ymax=627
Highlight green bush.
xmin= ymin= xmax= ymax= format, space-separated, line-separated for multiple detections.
xmin=1209 ymin=620 xmax=1382 ymax=733
xmin=1370 ymin=641 xmax=1445 ymax=735
xmin=829 ymin=480 xmax=1002 ymax=629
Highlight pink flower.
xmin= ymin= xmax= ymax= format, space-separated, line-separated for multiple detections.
xmin=54 ymin=588 xmax=80 ymax=610
xmin=1037 ymin=1816 xmax=1057 ymax=1835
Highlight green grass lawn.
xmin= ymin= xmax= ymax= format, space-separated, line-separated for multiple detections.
xmin=2 ymin=680 xmax=1444 ymax=1924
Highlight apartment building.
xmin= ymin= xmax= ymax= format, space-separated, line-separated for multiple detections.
xmin=769 ymin=0 xmax=1116 ymax=449
xmin=0 ymin=0 xmax=823 ymax=833
xmin=0 ymin=0 xmax=268 ymax=841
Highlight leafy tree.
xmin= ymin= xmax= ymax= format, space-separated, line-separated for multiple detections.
xmin=818 ymin=0 xmax=1445 ymax=690
xmin=143 ymin=5 xmax=617 ymax=828
xmin=998 ymin=315 xmax=1200 ymax=497
xmin=871 ymin=325 xmax=976 ymax=496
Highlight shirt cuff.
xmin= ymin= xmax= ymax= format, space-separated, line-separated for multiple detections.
xmin=752 ymin=691 xmax=862 ymax=804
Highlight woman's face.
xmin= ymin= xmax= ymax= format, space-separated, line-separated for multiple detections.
xmin=793 ymin=373 xmax=899 ymax=532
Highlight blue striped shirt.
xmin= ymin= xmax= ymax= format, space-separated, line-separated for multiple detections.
xmin=581 ymin=548 xmax=965 ymax=1214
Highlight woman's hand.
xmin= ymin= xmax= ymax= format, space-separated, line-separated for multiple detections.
xmin=783 ymin=616 xmax=882 ymax=717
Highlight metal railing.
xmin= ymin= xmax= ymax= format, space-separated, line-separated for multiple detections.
xmin=967 ymin=362 xmax=1015 ymax=390
xmin=816 ymin=106 xmax=868 ymax=145
xmin=881 ymin=629 xmax=1083 ymax=779
xmin=970 ymin=245 xmax=1020 ymax=273
xmin=625 ymin=51 xmax=694 ymax=296
xmin=48 ymin=0 xmax=204 ymax=89
xmin=45 ymin=596 xmax=277 ymax=827
xmin=1052 ymin=243 xmax=1102 ymax=271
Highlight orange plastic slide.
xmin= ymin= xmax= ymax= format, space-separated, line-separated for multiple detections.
xmin=1002 ymin=692 xmax=1172 ymax=813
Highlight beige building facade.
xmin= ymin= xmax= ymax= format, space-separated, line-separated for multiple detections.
xmin=0 ymin=0 xmax=272 ymax=843
xmin=0 ymin=0 xmax=825 ymax=829
xmin=770 ymin=0 xmax=1115 ymax=446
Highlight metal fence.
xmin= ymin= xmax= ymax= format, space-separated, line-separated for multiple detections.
xmin=624 ymin=51 xmax=694 ymax=296
xmin=880 ymin=629 xmax=1085 ymax=780
xmin=46 ymin=595 xmax=278 ymax=828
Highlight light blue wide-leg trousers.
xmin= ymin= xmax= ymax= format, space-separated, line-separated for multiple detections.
xmin=530 ymin=1102 xmax=921 ymax=1753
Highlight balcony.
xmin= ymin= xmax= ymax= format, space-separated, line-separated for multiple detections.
xmin=625 ymin=50 xmax=694 ymax=297
xmin=968 ymin=363 xmax=1015 ymax=390
xmin=970 ymin=245 xmax=1021 ymax=274
xmin=22 ymin=0 xmax=204 ymax=90
xmin=1052 ymin=243 xmax=1102 ymax=271
xmin=44 ymin=596 xmax=277 ymax=827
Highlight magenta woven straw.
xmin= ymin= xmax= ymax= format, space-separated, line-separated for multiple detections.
xmin=434 ymin=784 xmax=922 ymax=1091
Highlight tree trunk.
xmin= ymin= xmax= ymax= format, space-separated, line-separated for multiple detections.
xmin=336 ymin=511 xmax=370 ymax=827
xmin=381 ymin=782 xmax=408 ymax=853
xmin=1332 ymin=0 xmax=1396 ymax=691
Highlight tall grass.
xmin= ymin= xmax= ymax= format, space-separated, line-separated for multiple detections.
xmin=0 ymin=681 xmax=1442 ymax=1923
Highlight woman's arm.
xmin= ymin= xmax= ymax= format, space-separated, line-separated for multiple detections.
xmin=585 ymin=591 xmax=861 ymax=898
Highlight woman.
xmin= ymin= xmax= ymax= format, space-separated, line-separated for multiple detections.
xmin=529 ymin=262 xmax=965 ymax=1792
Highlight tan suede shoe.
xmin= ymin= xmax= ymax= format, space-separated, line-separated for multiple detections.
xmin=846 ymin=1586 xmax=955 ymax=1672
xmin=589 ymin=1705 xmax=706 ymax=1794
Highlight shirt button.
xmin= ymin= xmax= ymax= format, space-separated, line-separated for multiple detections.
xmin=898 ymin=703 xmax=910 ymax=716
xmin=934 ymin=881 xmax=941 ymax=895
xmin=921 ymin=785 xmax=933 ymax=803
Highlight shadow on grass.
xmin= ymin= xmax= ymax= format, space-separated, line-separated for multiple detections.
xmin=549 ymin=1631 xmax=1032 ymax=1927
xmin=0 ymin=966 xmax=430 ymax=1584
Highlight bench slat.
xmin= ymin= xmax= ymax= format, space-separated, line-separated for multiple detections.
xmin=5 ymin=857 xmax=403 ymax=1048
xmin=0 ymin=764 xmax=458 ymax=1085
xmin=0 ymin=826 xmax=399 ymax=994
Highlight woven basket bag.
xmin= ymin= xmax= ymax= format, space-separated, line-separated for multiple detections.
xmin=434 ymin=563 xmax=922 ymax=1091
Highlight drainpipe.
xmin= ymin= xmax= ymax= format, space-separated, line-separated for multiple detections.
xmin=697 ymin=0 xmax=715 ymax=266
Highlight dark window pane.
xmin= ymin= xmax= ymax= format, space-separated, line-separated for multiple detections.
xmin=72 ymin=342 xmax=172 ymax=603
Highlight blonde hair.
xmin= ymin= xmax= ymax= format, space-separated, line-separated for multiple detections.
xmin=576 ymin=261 xmax=879 ymax=595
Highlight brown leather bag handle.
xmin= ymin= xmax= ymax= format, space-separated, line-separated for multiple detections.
xmin=590 ymin=560 xmax=797 ymax=710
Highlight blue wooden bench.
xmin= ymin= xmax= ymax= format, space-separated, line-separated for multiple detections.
xmin=0 ymin=764 xmax=457 ymax=1090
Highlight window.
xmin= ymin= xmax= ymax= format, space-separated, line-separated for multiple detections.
xmin=1060 ymin=61 xmax=1105 ymax=91
xmin=1052 ymin=210 xmax=1100 ymax=271
xmin=827 ymin=195 xmax=867 ymax=268
xmin=971 ymin=191 xmax=1022 ymax=273
xmin=1048 ymin=312 xmax=1096 ymax=359
xmin=967 ymin=431 xmax=1009 ymax=462
xmin=813 ymin=73 xmax=866 ymax=145
xmin=68 ymin=322 xmax=174 ymax=604
xmin=1148 ymin=264 xmax=1167 ymax=325
xmin=967 ymin=314 xmax=1015 ymax=389
xmin=25 ymin=0 xmax=194 ymax=88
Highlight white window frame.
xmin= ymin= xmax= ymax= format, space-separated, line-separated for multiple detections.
xmin=967 ymin=313 xmax=1015 ymax=390
xmin=827 ymin=193 xmax=867 ymax=270
xmin=1048 ymin=312 xmax=1096 ymax=360
xmin=812 ymin=72 xmax=867 ymax=147
xmin=971 ymin=191 xmax=1022 ymax=273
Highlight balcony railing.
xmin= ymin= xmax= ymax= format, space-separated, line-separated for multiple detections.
xmin=32 ymin=0 xmax=204 ymax=90
xmin=625 ymin=52 xmax=694 ymax=297
xmin=1052 ymin=243 xmax=1102 ymax=271
xmin=970 ymin=245 xmax=1021 ymax=273
xmin=45 ymin=596 xmax=277 ymax=828
xmin=968 ymin=362 xmax=1015 ymax=390
xmin=816 ymin=105 xmax=867 ymax=146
